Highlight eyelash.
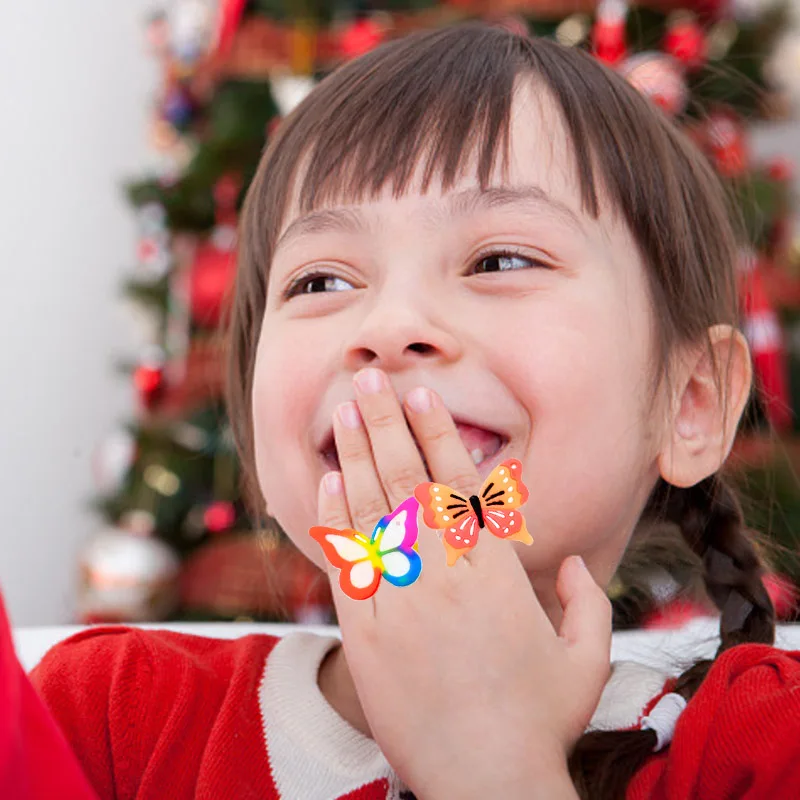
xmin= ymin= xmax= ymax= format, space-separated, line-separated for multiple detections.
xmin=281 ymin=249 xmax=552 ymax=300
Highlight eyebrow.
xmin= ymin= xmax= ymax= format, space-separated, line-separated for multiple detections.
xmin=274 ymin=184 xmax=588 ymax=252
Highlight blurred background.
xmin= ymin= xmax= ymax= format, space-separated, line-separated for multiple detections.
xmin=1 ymin=0 xmax=799 ymax=628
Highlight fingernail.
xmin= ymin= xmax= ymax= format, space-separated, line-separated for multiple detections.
xmin=337 ymin=401 xmax=362 ymax=429
xmin=406 ymin=386 xmax=433 ymax=413
xmin=324 ymin=471 xmax=343 ymax=495
xmin=354 ymin=368 xmax=385 ymax=394
xmin=574 ymin=555 xmax=588 ymax=573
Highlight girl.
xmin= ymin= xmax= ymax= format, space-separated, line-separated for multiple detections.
xmin=2 ymin=21 xmax=799 ymax=800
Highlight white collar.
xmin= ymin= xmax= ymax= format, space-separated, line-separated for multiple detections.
xmin=259 ymin=632 xmax=669 ymax=799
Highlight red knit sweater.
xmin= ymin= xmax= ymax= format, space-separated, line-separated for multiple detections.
xmin=3 ymin=590 xmax=800 ymax=799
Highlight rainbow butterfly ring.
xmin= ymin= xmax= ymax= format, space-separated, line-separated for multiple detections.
xmin=414 ymin=459 xmax=532 ymax=566
xmin=310 ymin=497 xmax=422 ymax=601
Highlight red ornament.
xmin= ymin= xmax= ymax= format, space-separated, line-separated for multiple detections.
xmin=592 ymin=1 xmax=628 ymax=67
xmin=204 ymin=501 xmax=237 ymax=534
xmin=763 ymin=572 xmax=799 ymax=620
xmin=136 ymin=237 xmax=161 ymax=265
xmin=767 ymin=156 xmax=795 ymax=183
xmin=705 ymin=109 xmax=749 ymax=177
xmin=620 ymin=53 xmax=688 ymax=116
xmin=339 ymin=17 xmax=385 ymax=61
xmin=134 ymin=363 xmax=165 ymax=410
xmin=663 ymin=15 xmax=707 ymax=72
xmin=215 ymin=0 xmax=248 ymax=56
xmin=189 ymin=241 xmax=237 ymax=327
xmin=642 ymin=598 xmax=715 ymax=630
xmin=213 ymin=174 xmax=240 ymax=228
xmin=738 ymin=251 xmax=792 ymax=431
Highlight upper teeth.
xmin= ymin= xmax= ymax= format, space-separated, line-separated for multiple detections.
xmin=470 ymin=448 xmax=484 ymax=465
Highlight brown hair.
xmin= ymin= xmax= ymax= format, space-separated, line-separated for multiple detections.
xmin=225 ymin=23 xmax=775 ymax=798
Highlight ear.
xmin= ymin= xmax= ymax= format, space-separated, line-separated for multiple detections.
xmin=658 ymin=324 xmax=753 ymax=488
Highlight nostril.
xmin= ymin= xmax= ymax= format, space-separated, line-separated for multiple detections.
xmin=407 ymin=343 xmax=434 ymax=354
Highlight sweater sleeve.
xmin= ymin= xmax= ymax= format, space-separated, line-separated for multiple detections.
xmin=628 ymin=643 xmax=800 ymax=800
xmin=28 ymin=619 xmax=159 ymax=800
xmin=0 ymin=590 xmax=98 ymax=800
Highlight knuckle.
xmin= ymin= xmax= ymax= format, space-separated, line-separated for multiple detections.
xmin=425 ymin=423 xmax=459 ymax=448
xmin=384 ymin=464 xmax=424 ymax=499
xmin=365 ymin=408 xmax=398 ymax=430
xmin=336 ymin=437 xmax=372 ymax=464
xmin=446 ymin=470 xmax=480 ymax=497
xmin=353 ymin=497 xmax=389 ymax=531
xmin=323 ymin=509 xmax=352 ymax=530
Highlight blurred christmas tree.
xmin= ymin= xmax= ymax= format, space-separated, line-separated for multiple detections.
xmin=80 ymin=0 xmax=800 ymax=626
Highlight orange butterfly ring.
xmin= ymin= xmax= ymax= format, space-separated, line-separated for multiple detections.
xmin=414 ymin=459 xmax=532 ymax=566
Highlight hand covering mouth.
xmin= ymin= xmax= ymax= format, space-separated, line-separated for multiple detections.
xmin=319 ymin=418 xmax=508 ymax=473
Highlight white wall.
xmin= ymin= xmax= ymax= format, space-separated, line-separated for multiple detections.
xmin=0 ymin=2 xmax=158 ymax=624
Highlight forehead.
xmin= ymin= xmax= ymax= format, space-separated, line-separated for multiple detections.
xmin=276 ymin=79 xmax=618 ymax=248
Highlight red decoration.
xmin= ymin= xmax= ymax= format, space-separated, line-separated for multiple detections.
xmin=705 ymin=109 xmax=749 ymax=178
xmin=339 ymin=17 xmax=385 ymax=61
xmin=738 ymin=251 xmax=792 ymax=431
xmin=204 ymin=501 xmax=237 ymax=534
xmin=642 ymin=598 xmax=715 ymax=630
xmin=134 ymin=363 xmax=165 ymax=410
xmin=213 ymin=173 xmax=241 ymax=226
xmin=592 ymin=1 xmax=628 ymax=67
xmin=620 ymin=53 xmax=688 ymax=116
xmin=189 ymin=242 xmax=236 ymax=327
xmin=763 ymin=572 xmax=799 ymax=620
xmin=216 ymin=0 xmax=248 ymax=56
xmin=136 ymin=238 xmax=161 ymax=264
xmin=663 ymin=15 xmax=707 ymax=72
xmin=180 ymin=534 xmax=333 ymax=621
xmin=767 ymin=156 xmax=795 ymax=183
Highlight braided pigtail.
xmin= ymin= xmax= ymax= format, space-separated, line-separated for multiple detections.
xmin=568 ymin=475 xmax=776 ymax=799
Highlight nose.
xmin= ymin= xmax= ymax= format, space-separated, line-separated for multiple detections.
xmin=343 ymin=300 xmax=462 ymax=374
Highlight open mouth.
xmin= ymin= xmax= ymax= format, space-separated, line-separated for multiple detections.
xmin=319 ymin=420 xmax=509 ymax=474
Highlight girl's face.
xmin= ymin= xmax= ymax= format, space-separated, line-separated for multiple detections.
xmin=252 ymin=81 xmax=667 ymax=595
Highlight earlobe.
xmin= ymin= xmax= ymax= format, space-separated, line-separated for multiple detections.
xmin=658 ymin=325 xmax=752 ymax=488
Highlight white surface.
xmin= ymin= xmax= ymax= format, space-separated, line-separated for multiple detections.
xmin=0 ymin=2 xmax=160 ymax=624
xmin=12 ymin=618 xmax=800 ymax=674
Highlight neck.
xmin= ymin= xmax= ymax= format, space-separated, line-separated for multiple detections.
xmin=317 ymin=641 xmax=373 ymax=738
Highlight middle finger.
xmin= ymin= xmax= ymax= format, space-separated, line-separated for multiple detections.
xmin=350 ymin=367 xmax=429 ymax=510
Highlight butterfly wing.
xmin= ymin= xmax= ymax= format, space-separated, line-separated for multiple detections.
xmin=414 ymin=482 xmax=470 ymax=530
xmin=372 ymin=497 xmax=422 ymax=588
xmin=442 ymin=513 xmax=481 ymax=566
xmin=309 ymin=526 xmax=381 ymax=600
xmin=477 ymin=459 xmax=533 ymax=545
xmin=414 ymin=482 xmax=480 ymax=565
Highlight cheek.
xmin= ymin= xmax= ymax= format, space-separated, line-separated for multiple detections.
xmin=494 ymin=288 xmax=657 ymax=565
xmin=251 ymin=324 xmax=329 ymax=563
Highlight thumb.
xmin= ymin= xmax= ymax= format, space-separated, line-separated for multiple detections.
xmin=556 ymin=555 xmax=612 ymax=662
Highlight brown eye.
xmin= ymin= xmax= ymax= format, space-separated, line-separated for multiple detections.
xmin=473 ymin=253 xmax=545 ymax=274
xmin=284 ymin=272 xmax=355 ymax=299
